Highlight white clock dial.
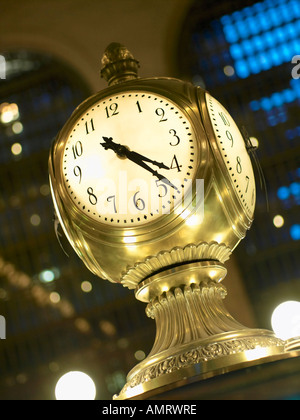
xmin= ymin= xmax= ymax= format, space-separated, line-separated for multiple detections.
xmin=62 ymin=91 xmax=198 ymax=226
xmin=206 ymin=92 xmax=256 ymax=218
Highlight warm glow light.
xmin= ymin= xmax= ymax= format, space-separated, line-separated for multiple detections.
xmin=223 ymin=65 xmax=235 ymax=76
xmin=12 ymin=121 xmax=23 ymax=134
xmin=273 ymin=214 xmax=284 ymax=228
xmin=134 ymin=350 xmax=146 ymax=361
xmin=81 ymin=280 xmax=92 ymax=292
xmin=249 ymin=137 xmax=259 ymax=149
xmin=0 ymin=103 xmax=19 ymax=124
xmin=11 ymin=142 xmax=22 ymax=156
xmin=244 ymin=347 xmax=269 ymax=361
xmin=271 ymin=301 xmax=300 ymax=340
xmin=39 ymin=270 xmax=55 ymax=283
xmin=185 ymin=214 xmax=203 ymax=227
xmin=55 ymin=371 xmax=96 ymax=400
xmin=30 ymin=214 xmax=41 ymax=226
xmin=50 ymin=291 xmax=60 ymax=304
xmin=123 ymin=236 xmax=136 ymax=244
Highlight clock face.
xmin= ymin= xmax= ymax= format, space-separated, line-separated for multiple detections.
xmin=62 ymin=91 xmax=198 ymax=226
xmin=206 ymin=92 xmax=255 ymax=218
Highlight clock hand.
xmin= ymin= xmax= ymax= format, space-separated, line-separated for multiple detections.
xmin=101 ymin=137 xmax=178 ymax=191
xmin=101 ymin=137 xmax=169 ymax=169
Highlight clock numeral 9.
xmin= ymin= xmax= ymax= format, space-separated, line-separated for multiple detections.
xmin=226 ymin=130 xmax=234 ymax=147
xmin=73 ymin=165 xmax=82 ymax=183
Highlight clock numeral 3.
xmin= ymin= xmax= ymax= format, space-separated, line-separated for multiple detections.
xmin=169 ymin=129 xmax=180 ymax=146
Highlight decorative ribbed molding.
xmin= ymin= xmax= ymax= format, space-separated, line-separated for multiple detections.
xmin=121 ymin=241 xmax=232 ymax=289
xmin=124 ymin=334 xmax=284 ymax=393
xmin=115 ymin=279 xmax=285 ymax=399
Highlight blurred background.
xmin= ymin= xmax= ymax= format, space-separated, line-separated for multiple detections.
xmin=0 ymin=0 xmax=299 ymax=399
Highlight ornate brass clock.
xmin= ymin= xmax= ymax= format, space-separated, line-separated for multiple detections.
xmin=49 ymin=43 xmax=295 ymax=400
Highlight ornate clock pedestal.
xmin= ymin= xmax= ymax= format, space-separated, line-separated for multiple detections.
xmin=114 ymin=260 xmax=287 ymax=400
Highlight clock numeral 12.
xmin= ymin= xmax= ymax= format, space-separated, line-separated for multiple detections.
xmin=105 ymin=103 xmax=119 ymax=118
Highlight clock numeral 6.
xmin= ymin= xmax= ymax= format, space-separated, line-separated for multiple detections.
xmin=133 ymin=191 xmax=145 ymax=211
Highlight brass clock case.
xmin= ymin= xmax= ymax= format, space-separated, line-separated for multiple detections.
xmin=49 ymin=76 xmax=255 ymax=286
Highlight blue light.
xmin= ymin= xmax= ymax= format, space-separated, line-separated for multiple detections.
xmin=241 ymin=39 xmax=253 ymax=55
xmin=235 ymin=60 xmax=249 ymax=78
xmin=222 ymin=0 xmax=300 ymax=78
xmin=261 ymin=97 xmax=272 ymax=110
xmin=230 ymin=44 xmax=243 ymax=59
xmin=277 ymin=186 xmax=290 ymax=200
xmin=290 ymin=182 xmax=300 ymax=196
xmin=250 ymin=100 xmax=260 ymax=111
xmin=252 ymin=35 xmax=264 ymax=51
xmin=290 ymin=224 xmax=300 ymax=241
xmin=271 ymin=92 xmax=283 ymax=107
xmin=223 ymin=25 xmax=239 ymax=43
xmin=248 ymin=55 xmax=261 ymax=74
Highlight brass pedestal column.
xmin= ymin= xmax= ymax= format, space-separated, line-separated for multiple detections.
xmin=115 ymin=261 xmax=285 ymax=400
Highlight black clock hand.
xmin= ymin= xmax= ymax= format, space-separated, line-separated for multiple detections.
xmin=101 ymin=137 xmax=169 ymax=169
xmin=101 ymin=137 xmax=178 ymax=191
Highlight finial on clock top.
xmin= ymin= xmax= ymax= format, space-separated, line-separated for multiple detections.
xmin=100 ymin=42 xmax=140 ymax=86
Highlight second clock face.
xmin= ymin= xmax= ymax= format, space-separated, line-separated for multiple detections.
xmin=206 ymin=92 xmax=256 ymax=218
xmin=62 ymin=91 xmax=198 ymax=226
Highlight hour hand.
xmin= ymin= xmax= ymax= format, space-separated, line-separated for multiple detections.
xmin=101 ymin=136 xmax=116 ymax=151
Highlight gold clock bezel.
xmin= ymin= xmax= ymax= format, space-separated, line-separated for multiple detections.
xmin=197 ymin=87 xmax=255 ymax=227
xmin=49 ymin=79 xmax=210 ymax=246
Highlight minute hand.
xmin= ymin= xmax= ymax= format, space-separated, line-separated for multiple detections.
xmin=123 ymin=149 xmax=178 ymax=191
xmin=125 ymin=150 xmax=169 ymax=170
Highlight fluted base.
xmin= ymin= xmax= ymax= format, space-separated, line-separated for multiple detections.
xmin=114 ymin=261 xmax=287 ymax=400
